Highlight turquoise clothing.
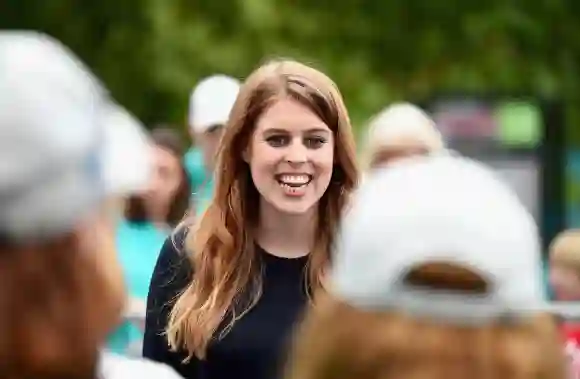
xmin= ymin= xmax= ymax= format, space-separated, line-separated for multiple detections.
xmin=184 ymin=147 xmax=214 ymax=215
xmin=544 ymin=258 xmax=554 ymax=300
xmin=107 ymin=220 xmax=169 ymax=355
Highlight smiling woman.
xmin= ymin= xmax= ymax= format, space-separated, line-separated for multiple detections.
xmin=143 ymin=59 xmax=359 ymax=379
xmin=248 ymin=99 xmax=335 ymax=214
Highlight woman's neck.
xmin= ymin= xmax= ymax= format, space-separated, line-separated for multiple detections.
xmin=145 ymin=202 xmax=168 ymax=228
xmin=256 ymin=200 xmax=317 ymax=258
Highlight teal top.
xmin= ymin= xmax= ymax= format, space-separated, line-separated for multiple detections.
xmin=184 ymin=147 xmax=214 ymax=216
xmin=543 ymin=258 xmax=553 ymax=300
xmin=106 ymin=220 xmax=169 ymax=355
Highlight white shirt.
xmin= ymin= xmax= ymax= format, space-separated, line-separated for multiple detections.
xmin=99 ymin=352 xmax=183 ymax=379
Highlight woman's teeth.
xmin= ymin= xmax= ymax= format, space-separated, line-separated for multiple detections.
xmin=277 ymin=174 xmax=311 ymax=188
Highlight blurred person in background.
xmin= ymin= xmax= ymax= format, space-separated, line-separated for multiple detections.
xmin=549 ymin=230 xmax=580 ymax=350
xmin=143 ymin=59 xmax=359 ymax=379
xmin=285 ymin=154 xmax=565 ymax=379
xmin=107 ymin=127 xmax=191 ymax=356
xmin=364 ymin=102 xmax=445 ymax=170
xmin=549 ymin=230 xmax=580 ymax=302
xmin=184 ymin=75 xmax=241 ymax=216
xmin=0 ymin=32 xmax=182 ymax=378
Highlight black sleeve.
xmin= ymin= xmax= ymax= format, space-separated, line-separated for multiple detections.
xmin=142 ymin=228 xmax=198 ymax=377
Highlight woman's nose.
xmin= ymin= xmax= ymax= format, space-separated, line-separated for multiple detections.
xmin=284 ymin=141 xmax=308 ymax=164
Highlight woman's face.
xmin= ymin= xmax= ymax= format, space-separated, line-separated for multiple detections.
xmin=143 ymin=145 xmax=184 ymax=217
xmin=247 ymin=98 xmax=335 ymax=215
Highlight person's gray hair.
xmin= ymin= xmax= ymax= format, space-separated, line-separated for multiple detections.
xmin=363 ymin=102 xmax=445 ymax=169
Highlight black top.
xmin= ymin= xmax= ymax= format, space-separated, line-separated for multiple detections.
xmin=142 ymin=231 xmax=309 ymax=379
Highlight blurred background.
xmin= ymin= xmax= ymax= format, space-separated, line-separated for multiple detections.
xmin=5 ymin=2 xmax=580 ymax=261
xmin=6 ymin=0 xmax=580 ymax=356
xmin=4 ymin=0 xmax=580 ymax=250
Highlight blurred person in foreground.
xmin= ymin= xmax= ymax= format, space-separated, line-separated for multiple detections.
xmin=184 ymin=75 xmax=241 ymax=216
xmin=108 ymin=127 xmax=191 ymax=356
xmin=285 ymin=153 xmax=565 ymax=379
xmin=364 ymin=102 xmax=445 ymax=170
xmin=0 ymin=32 xmax=182 ymax=379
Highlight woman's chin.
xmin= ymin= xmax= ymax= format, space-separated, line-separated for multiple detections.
xmin=267 ymin=196 xmax=318 ymax=216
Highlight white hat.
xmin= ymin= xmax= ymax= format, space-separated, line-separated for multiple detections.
xmin=367 ymin=102 xmax=444 ymax=153
xmin=330 ymin=154 xmax=545 ymax=324
xmin=0 ymin=31 xmax=151 ymax=240
xmin=188 ymin=74 xmax=240 ymax=134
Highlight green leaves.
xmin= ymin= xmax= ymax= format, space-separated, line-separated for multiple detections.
xmin=4 ymin=0 xmax=580 ymax=142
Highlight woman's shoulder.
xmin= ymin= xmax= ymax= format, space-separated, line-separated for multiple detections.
xmin=158 ymin=226 xmax=190 ymax=266
xmin=149 ymin=226 xmax=193 ymax=300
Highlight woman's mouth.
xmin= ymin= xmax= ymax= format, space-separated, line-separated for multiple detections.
xmin=275 ymin=174 xmax=312 ymax=196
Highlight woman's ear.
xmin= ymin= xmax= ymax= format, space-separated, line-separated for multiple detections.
xmin=242 ymin=147 xmax=251 ymax=163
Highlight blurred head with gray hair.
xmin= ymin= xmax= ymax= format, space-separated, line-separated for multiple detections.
xmin=364 ymin=102 xmax=445 ymax=169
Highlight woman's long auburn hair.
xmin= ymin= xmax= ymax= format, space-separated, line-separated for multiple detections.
xmin=284 ymin=263 xmax=566 ymax=379
xmin=167 ymin=59 xmax=359 ymax=359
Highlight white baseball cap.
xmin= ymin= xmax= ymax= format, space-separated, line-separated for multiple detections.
xmin=0 ymin=31 xmax=151 ymax=240
xmin=188 ymin=75 xmax=241 ymax=134
xmin=367 ymin=102 xmax=444 ymax=153
xmin=331 ymin=154 xmax=546 ymax=324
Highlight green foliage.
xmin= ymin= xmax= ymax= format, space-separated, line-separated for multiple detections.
xmin=3 ymin=0 xmax=580 ymax=141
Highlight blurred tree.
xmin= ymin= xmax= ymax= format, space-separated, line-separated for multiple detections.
xmin=2 ymin=0 xmax=580 ymax=141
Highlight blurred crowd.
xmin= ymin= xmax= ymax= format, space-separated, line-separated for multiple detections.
xmin=3 ymin=30 xmax=580 ymax=379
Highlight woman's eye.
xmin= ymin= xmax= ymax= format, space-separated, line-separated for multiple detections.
xmin=304 ymin=136 xmax=326 ymax=149
xmin=266 ymin=135 xmax=289 ymax=147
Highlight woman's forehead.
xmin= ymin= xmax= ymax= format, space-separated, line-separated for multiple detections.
xmin=254 ymin=99 xmax=330 ymax=132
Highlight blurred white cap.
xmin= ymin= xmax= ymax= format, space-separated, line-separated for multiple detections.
xmin=331 ymin=154 xmax=545 ymax=324
xmin=0 ymin=31 xmax=151 ymax=240
xmin=188 ymin=74 xmax=240 ymax=134
xmin=366 ymin=102 xmax=444 ymax=154
xmin=100 ymin=103 xmax=151 ymax=195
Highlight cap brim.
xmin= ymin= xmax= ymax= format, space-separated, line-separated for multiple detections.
xmin=190 ymin=116 xmax=228 ymax=134
xmin=100 ymin=103 xmax=151 ymax=196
